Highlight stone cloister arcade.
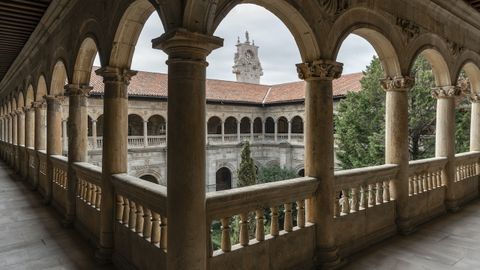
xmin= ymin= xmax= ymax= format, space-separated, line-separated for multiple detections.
xmin=2 ymin=0 xmax=480 ymax=269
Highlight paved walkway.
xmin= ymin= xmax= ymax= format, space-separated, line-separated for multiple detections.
xmin=0 ymin=162 xmax=113 ymax=270
xmin=343 ymin=199 xmax=480 ymax=270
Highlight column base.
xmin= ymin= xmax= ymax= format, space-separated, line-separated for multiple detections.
xmin=314 ymin=245 xmax=344 ymax=270
xmin=95 ymin=246 xmax=113 ymax=265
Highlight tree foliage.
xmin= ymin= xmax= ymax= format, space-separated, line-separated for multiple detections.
xmin=257 ymin=165 xmax=297 ymax=184
xmin=237 ymin=141 xmax=257 ymax=187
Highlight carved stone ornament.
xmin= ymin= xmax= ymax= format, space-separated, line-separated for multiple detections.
xmin=469 ymin=93 xmax=480 ymax=103
xmin=320 ymin=0 xmax=350 ymax=15
xmin=296 ymin=60 xmax=343 ymax=81
xmin=31 ymin=101 xmax=46 ymax=109
xmin=431 ymin=86 xmax=462 ymax=99
xmin=65 ymin=84 xmax=93 ymax=97
xmin=396 ymin=17 xmax=420 ymax=41
xmin=446 ymin=39 xmax=464 ymax=56
xmin=380 ymin=76 xmax=415 ymax=92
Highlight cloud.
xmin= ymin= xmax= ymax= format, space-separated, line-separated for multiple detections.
xmin=94 ymin=4 xmax=378 ymax=84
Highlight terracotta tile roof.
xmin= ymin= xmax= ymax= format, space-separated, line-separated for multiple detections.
xmin=90 ymin=68 xmax=363 ymax=105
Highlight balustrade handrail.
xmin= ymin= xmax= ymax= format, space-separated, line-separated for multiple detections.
xmin=206 ymin=177 xmax=317 ymax=220
xmin=408 ymin=157 xmax=448 ymax=175
xmin=112 ymin=173 xmax=167 ymax=215
xmin=72 ymin=162 xmax=102 ymax=186
xmin=50 ymin=155 xmax=68 ymax=170
xmin=454 ymin=151 xmax=480 ymax=164
xmin=334 ymin=164 xmax=399 ymax=190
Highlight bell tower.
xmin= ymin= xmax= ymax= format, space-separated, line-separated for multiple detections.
xmin=232 ymin=31 xmax=263 ymax=84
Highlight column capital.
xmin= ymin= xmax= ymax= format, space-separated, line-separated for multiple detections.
xmin=44 ymin=95 xmax=65 ymax=104
xmin=23 ymin=106 xmax=34 ymax=113
xmin=469 ymin=93 xmax=480 ymax=103
xmin=380 ymin=76 xmax=415 ymax=92
xmin=31 ymin=101 xmax=46 ymax=109
xmin=15 ymin=109 xmax=24 ymax=116
xmin=95 ymin=66 xmax=137 ymax=85
xmin=296 ymin=60 xmax=343 ymax=81
xmin=431 ymin=86 xmax=462 ymax=99
xmin=65 ymin=84 xmax=93 ymax=97
xmin=153 ymin=29 xmax=223 ymax=60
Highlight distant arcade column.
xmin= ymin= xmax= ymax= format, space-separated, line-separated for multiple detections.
xmin=33 ymin=101 xmax=46 ymax=189
xmin=45 ymin=95 xmax=64 ymax=204
xmin=297 ymin=59 xmax=343 ymax=268
xmin=470 ymin=93 xmax=480 ymax=151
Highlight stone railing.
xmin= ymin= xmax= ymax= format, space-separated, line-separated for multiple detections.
xmin=408 ymin=157 xmax=447 ymax=196
xmin=206 ymin=177 xmax=317 ymax=256
xmin=73 ymin=162 xmax=102 ymax=242
xmin=277 ymin=134 xmax=288 ymax=142
xmin=27 ymin=147 xmax=36 ymax=185
xmin=50 ymin=155 xmax=69 ymax=212
xmin=454 ymin=152 xmax=480 ymax=182
xmin=127 ymin=136 xmax=144 ymax=148
xmin=112 ymin=174 xmax=167 ymax=269
xmin=333 ymin=164 xmax=398 ymax=217
xmin=290 ymin=134 xmax=304 ymax=144
xmin=147 ymin=135 xmax=166 ymax=146
xmin=37 ymin=150 xmax=48 ymax=196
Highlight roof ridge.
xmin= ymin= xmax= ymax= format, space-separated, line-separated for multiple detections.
xmin=262 ymin=86 xmax=273 ymax=105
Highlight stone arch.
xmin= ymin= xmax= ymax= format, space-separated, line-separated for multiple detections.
xmin=215 ymin=167 xmax=232 ymax=191
xmin=415 ymin=49 xmax=452 ymax=87
xmin=265 ymin=117 xmax=274 ymax=134
xmin=147 ymin=114 xmax=166 ymax=135
xmin=109 ymin=0 xmax=160 ymax=68
xmin=240 ymin=117 xmax=251 ymax=134
xmin=457 ymin=61 xmax=480 ymax=93
xmin=224 ymin=116 xmax=237 ymax=134
xmin=140 ymin=174 xmax=159 ymax=184
xmin=329 ymin=8 xmax=403 ymax=77
xmin=291 ymin=115 xmax=303 ymax=133
xmin=72 ymin=37 xmax=99 ymax=85
xmin=50 ymin=61 xmax=68 ymax=96
xmin=297 ymin=168 xmax=305 ymax=177
xmin=277 ymin=116 xmax=288 ymax=134
xmin=253 ymin=117 xmax=262 ymax=133
xmin=202 ymin=1 xmax=321 ymax=62
xmin=207 ymin=116 xmax=222 ymax=134
xmin=36 ymin=75 xmax=47 ymax=101
xmin=128 ymin=114 xmax=144 ymax=136
xmin=25 ymin=85 xmax=34 ymax=107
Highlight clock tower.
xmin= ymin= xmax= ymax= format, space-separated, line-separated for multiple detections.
xmin=233 ymin=31 xmax=263 ymax=84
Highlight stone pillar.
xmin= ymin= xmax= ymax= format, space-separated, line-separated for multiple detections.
xmin=33 ymin=101 xmax=46 ymax=189
xmin=297 ymin=59 xmax=343 ymax=268
xmin=288 ymin=120 xmax=292 ymax=142
xmin=153 ymin=29 xmax=222 ymax=270
xmin=95 ymin=66 xmax=136 ymax=261
xmin=25 ymin=107 xmax=35 ymax=148
xmin=62 ymin=119 xmax=68 ymax=152
xmin=433 ymin=86 xmax=461 ymax=210
xmin=470 ymin=94 xmax=480 ymax=151
xmin=64 ymin=84 xmax=92 ymax=225
xmin=143 ymin=120 xmax=148 ymax=147
xmin=16 ymin=109 xmax=25 ymax=173
xmin=237 ymin=119 xmax=241 ymax=142
xmin=45 ymin=95 xmax=64 ymax=203
xmin=221 ymin=119 xmax=225 ymax=143
xmin=381 ymin=76 xmax=415 ymax=233
xmin=261 ymin=119 xmax=265 ymax=140
xmin=250 ymin=119 xmax=254 ymax=142
xmin=12 ymin=112 xmax=17 ymax=145
xmin=92 ymin=120 xmax=97 ymax=149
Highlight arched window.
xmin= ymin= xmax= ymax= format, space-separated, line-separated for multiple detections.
xmin=140 ymin=174 xmax=159 ymax=184
xmin=216 ymin=167 xmax=232 ymax=191
xmin=291 ymin=116 xmax=303 ymax=134
xmin=224 ymin=117 xmax=237 ymax=134
xmin=253 ymin=117 xmax=262 ymax=133
xmin=207 ymin=116 xmax=222 ymax=134
xmin=128 ymin=114 xmax=144 ymax=136
xmin=148 ymin=115 xmax=166 ymax=135
xmin=298 ymin=168 xmax=305 ymax=177
xmin=265 ymin=117 xmax=274 ymax=133
xmin=240 ymin=117 xmax=251 ymax=134
xmin=277 ymin=117 xmax=288 ymax=133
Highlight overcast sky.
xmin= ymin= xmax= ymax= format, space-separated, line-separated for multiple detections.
xmin=95 ymin=4 xmax=377 ymax=85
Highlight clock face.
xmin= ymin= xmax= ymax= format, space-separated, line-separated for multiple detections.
xmin=245 ymin=50 xmax=254 ymax=60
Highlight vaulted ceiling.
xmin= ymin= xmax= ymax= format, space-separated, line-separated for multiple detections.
xmin=465 ymin=0 xmax=480 ymax=12
xmin=0 ymin=0 xmax=52 ymax=83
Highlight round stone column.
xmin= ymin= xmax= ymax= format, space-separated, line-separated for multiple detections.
xmin=16 ymin=109 xmax=25 ymax=174
xmin=45 ymin=95 xmax=64 ymax=203
xmin=92 ymin=120 xmax=97 ymax=149
xmin=470 ymin=94 xmax=480 ymax=151
xmin=95 ymin=66 xmax=136 ymax=261
xmin=25 ymin=107 xmax=35 ymax=148
xmin=153 ymin=29 xmax=223 ymax=270
xmin=64 ymin=84 xmax=92 ymax=225
xmin=432 ymin=86 xmax=461 ymax=210
xmin=381 ymin=76 xmax=415 ymax=233
xmin=33 ymin=101 xmax=46 ymax=189
xmin=12 ymin=112 xmax=17 ymax=145
xmin=297 ymin=59 xmax=343 ymax=268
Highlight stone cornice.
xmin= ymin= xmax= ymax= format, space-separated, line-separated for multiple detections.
xmin=95 ymin=66 xmax=137 ymax=85
xmin=380 ymin=76 xmax=415 ymax=92
xmin=65 ymin=84 xmax=93 ymax=97
xmin=431 ymin=86 xmax=462 ymax=99
xmin=296 ymin=60 xmax=343 ymax=81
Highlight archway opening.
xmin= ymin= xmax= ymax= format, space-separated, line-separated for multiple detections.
xmin=224 ymin=117 xmax=237 ymax=134
xmin=128 ymin=114 xmax=144 ymax=136
xmin=240 ymin=117 xmax=251 ymax=134
xmin=147 ymin=115 xmax=166 ymax=136
xmin=253 ymin=117 xmax=262 ymax=134
xmin=291 ymin=116 xmax=303 ymax=133
xmin=265 ymin=117 xmax=274 ymax=134
xmin=207 ymin=116 xmax=222 ymax=135
xmin=216 ymin=167 xmax=232 ymax=191
xmin=277 ymin=117 xmax=288 ymax=134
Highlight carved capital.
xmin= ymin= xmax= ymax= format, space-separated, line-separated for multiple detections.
xmin=31 ymin=101 xmax=46 ymax=109
xmin=296 ymin=60 xmax=343 ymax=81
xmin=469 ymin=93 xmax=480 ymax=103
xmin=95 ymin=66 xmax=137 ymax=85
xmin=65 ymin=84 xmax=93 ymax=97
xmin=15 ymin=109 xmax=24 ymax=116
xmin=431 ymin=86 xmax=462 ymax=99
xmin=44 ymin=95 xmax=65 ymax=104
xmin=380 ymin=76 xmax=415 ymax=92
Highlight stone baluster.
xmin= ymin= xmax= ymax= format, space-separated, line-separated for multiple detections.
xmin=153 ymin=29 xmax=222 ymax=269
xmin=160 ymin=216 xmax=167 ymax=250
xmin=255 ymin=209 xmax=264 ymax=241
xmin=270 ymin=207 xmax=279 ymax=236
xmin=151 ymin=212 xmax=160 ymax=244
xmin=284 ymin=203 xmax=293 ymax=232
xmin=359 ymin=186 xmax=367 ymax=210
xmin=340 ymin=190 xmax=349 ymax=215
xmin=350 ymin=187 xmax=359 ymax=212
xmin=298 ymin=59 xmax=342 ymax=266
xmin=375 ymin=182 xmax=383 ymax=205
xmin=122 ymin=198 xmax=130 ymax=225
xmin=383 ymin=181 xmax=391 ymax=202
xmin=142 ymin=209 xmax=152 ymax=239
xmin=433 ymin=86 xmax=461 ymax=210
xmin=220 ymin=217 xmax=231 ymax=252
xmin=368 ymin=184 xmax=375 ymax=207
xmin=135 ymin=205 xmax=144 ymax=233
xmin=239 ymin=213 xmax=249 ymax=246
xmin=296 ymin=200 xmax=305 ymax=228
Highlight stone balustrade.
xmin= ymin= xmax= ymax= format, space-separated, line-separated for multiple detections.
xmin=206 ymin=177 xmax=317 ymax=255
xmin=454 ymin=151 xmax=480 ymax=182
xmin=27 ymin=147 xmax=36 ymax=185
xmin=50 ymin=155 xmax=69 ymax=213
xmin=333 ymin=164 xmax=399 ymax=218
xmin=408 ymin=157 xmax=447 ymax=196
xmin=37 ymin=150 xmax=48 ymax=196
